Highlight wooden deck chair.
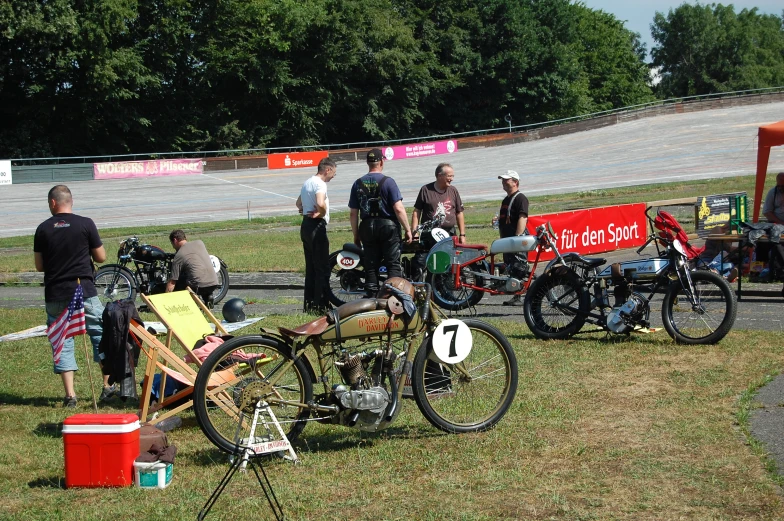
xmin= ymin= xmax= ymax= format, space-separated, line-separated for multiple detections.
xmin=133 ymin=288 xmax=229 ymax=423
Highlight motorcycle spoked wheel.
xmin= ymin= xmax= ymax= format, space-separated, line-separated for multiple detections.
xmin=661 ymin=269 xmax=737 ymax=345
xmin=193 ymin=335 xmax=313 ymax=454
xmin=94 ymin=265 xmax=137 ymax=304
xmin=210 ymin=265 xmax=230 ymax=305
xmin=426 ymin=268 xmax=485 ymax=311
xmin=412 ymin=319 xmax=518 ymax=433
xmin=523 ymin=266 xmax=590 ymax=340
xmin=327 ymin=253 xmax=373 ymax=307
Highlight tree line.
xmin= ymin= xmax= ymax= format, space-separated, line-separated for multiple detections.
xmin=1 ymin=1 xmax=782 ymax=159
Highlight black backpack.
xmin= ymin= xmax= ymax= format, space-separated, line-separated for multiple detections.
xmin=357 ymin=175 xmax=389 ymax=217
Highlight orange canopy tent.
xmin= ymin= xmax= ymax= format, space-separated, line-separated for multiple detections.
xmin=753 ymin=120 xmax=784 ymax=222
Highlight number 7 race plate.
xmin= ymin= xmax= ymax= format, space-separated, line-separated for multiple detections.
xmin=432 ymin=319 xmax=472 ymax=364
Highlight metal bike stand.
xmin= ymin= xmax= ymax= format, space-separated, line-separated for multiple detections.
xmin=198 ymin=402 xmax=297 ymax=521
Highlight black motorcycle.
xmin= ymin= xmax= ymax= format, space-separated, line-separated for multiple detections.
xmin=327 ymin=210 xmax=448 ymax=306
xmin=94 ymin=236 xmax=230 ymax=306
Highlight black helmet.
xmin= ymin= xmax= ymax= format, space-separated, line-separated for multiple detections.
xmin=222 ymin=298 xmax=246 ymax=323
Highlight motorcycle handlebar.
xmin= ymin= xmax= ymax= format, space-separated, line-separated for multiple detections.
xmin=636 ymin=236 xmax=655 ymax=254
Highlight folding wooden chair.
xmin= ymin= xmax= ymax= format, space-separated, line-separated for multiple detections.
xmin=132 ymin=288 xmax=229 ymax=423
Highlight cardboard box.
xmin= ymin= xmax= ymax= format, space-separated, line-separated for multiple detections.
xmin=63 ymin=413 xmax=140 ymax=488
xmin=134 ymin=461 xmax=173 ymax=489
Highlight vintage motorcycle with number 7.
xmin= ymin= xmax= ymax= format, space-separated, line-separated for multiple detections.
xmin=523 ymin=209 xmax=738 ymax=344
xmin=192 ymin=279 xmax=518 ymax=454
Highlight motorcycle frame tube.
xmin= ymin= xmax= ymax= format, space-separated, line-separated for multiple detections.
xmin=448 ymin=241 xmax=547 ymax=297
xmin=286 ymin=307 xmax=436 ymax=413
xmin=567 ymin=248 xmax=689 ymax=327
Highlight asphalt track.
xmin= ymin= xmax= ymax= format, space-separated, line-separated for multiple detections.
xmin=2 ymin=101 xmax=784 ymax=238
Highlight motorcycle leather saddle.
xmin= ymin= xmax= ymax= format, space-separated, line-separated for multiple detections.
xmin=568 ymin=254 xmax=606 ymax=269
xmin=278 ymin=298 xmax=392 ymax=340
xmin=278 ymin=316 xmax=330 ymax=339
xmin=342 ymin=243 xmax=363 ymax=255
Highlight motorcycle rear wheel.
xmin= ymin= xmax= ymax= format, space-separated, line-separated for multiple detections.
xmin=193 ymin=335 xmax=313 ymax=454
xmin=661 ymin=270 xmax=737 ymax=344
xmin=412 ymin=319 xmax=517 ymax=433
xmin=523 ymin=267 xmax=590 ymax=339
xmin=327 ymin=253 xmax=370 ymax=306
xmin=94 ymin=265 xmax=137 ymax=304
xmin=426 ymin=268 xmax=485 ymax=311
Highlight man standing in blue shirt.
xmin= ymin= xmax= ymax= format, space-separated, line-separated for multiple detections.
xmin=348 ymin=148 xmax=413 ymax=296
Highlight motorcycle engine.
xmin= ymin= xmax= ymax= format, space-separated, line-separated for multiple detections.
xmin=332 ymin=351 xmax=391 ymax=432
xmin=506 ymin=261 xmax=529 ymax=280
xmin=146 ymin=263 xmax=170 ymax=295
xmin=504 ymin=278 xmax=522 ymax=292
xmin=332 ymin=384 xmax=391 ymax=432
xmin=503 ymin=261 xmax=529 ymax=292
xmin=606 ymin=292 xmax=649 ymax=334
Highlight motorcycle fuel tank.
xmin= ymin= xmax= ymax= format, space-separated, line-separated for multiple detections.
xmin=320 ymin=309 xmax=422 ymax=342
xmin=489 ymin=235 xmax=537 ymax=255
xmin=597 ymin=258 xmax=669 ymax=279
xmin=134 ymin=244 xmax=168 ymax=261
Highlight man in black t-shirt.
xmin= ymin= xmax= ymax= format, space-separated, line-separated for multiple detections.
xmin=492 ymin=170 xmax=530 ymax=306
xmin=34 ymin=185 xmax=113 ymax=408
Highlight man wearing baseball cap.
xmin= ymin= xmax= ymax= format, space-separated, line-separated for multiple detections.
xmin=492 ymin=170 xmax=530 ymax=306
xmin=348 ymin=148 xmax=413 ymax=296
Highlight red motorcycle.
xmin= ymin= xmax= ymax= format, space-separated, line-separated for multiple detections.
xmin=425 ymin=223 xmax=561 ymax=310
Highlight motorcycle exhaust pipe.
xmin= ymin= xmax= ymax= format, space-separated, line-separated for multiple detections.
xmin=347 ymin=411 xmax=360 ymax=427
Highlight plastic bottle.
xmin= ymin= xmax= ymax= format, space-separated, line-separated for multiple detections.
xmin=492 ymin=213 xmax=500 ymax=230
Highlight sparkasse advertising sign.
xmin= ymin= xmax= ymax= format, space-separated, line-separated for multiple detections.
xmin=267 ymin=151 xmax=329 ymax=170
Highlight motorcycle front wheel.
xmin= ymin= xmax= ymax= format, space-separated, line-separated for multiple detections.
xmin=193 ymin=335 xmax=313 ymax=454
xmin=661 ymin=269 xmax=737 ymax=344
xmin=94 ymin=265 xmax=137 ymax=304
xmin=523 ymin=266 xmax=590 ymax=339
xmin=327 ymin=253 xmax=369 ymax=306
xmin=209 ymin=265 xmax=230 ymax=305
xmin=426 ymin=268 xmax=485 ymax=311
xmin=412 ymin=319 xmax=517 ymax=433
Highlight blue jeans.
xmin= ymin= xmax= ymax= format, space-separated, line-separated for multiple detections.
xmin=45 ymin=296 xmax=104 ymax=374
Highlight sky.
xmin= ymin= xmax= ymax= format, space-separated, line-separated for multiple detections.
xmin=580 ymin=1 xmax=784 ymax=60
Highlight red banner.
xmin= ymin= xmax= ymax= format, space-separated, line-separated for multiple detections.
xmin=528 ymin=203 xmax=648 ymax=260
xmin=267 ymin=151 xmax=329 ymax=170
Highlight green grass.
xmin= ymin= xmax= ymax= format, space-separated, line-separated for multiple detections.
xmin=1 ymin=308 xmax=784 ymax=520
xmin=3 ymin=174 xmax=784 ymax=519
xmin=0 ymin=174 xmax=772 ymax=275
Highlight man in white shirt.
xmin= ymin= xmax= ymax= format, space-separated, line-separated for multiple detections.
xmin=296 ymin=157 xmax=337 ymax=313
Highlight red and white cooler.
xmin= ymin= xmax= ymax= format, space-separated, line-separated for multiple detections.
xmin=63 ymin=413 xmax=140 ymax=488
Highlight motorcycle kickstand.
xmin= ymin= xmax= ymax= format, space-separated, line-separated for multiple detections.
xmin=198 ymin=403 xmax=287 ymax=521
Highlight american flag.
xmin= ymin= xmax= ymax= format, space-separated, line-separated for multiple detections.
xmin=47 ymin=284 xmax=86 ymax=364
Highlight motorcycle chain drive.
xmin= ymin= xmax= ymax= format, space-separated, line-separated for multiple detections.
xmin=237 ymin=380 xmax=273 ymax=412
